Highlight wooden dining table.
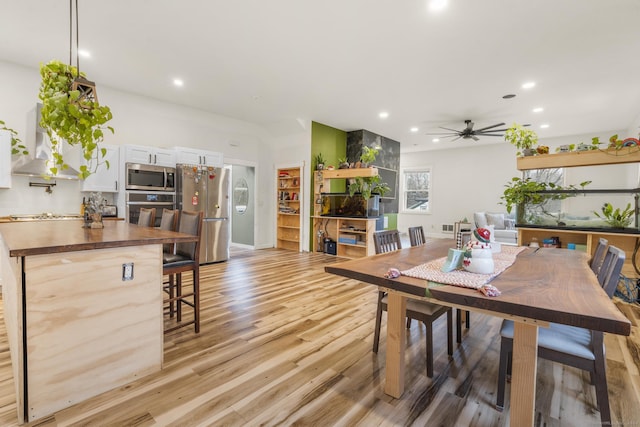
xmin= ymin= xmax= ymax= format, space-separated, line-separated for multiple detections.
xmin=325 ymin=239 xmax=631 ymax=427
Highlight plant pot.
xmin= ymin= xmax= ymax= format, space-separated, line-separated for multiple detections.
xmin=522 ymin=148 xmax=536 ymax=157
xmin=536 ymin=145 xmax=549 ymax=155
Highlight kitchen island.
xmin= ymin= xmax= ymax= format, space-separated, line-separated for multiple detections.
xmin=0 ymin=221 xmax=197 ymax=423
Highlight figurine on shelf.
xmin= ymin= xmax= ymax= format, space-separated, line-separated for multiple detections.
xmin=463 ymin=228 xmax=495 ymax=274
xmin=84 ymin=192 xmax=105 ymax=229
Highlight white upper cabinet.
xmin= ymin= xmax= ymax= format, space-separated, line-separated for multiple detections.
xmin=123 ymin=144 xmax=176 ymax=167
xmin=0 ymin=131 xmax=11 ymax=188
xmin=174 ymin=146 xmax=223 ymax=167
xmin=81 ymin=145 xmax=120 ymax=192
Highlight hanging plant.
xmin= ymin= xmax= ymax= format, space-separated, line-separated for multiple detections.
xmin=0 ymin=120 xmax=28 ymax=155
xmin=38 ymin=60 xmax=114 ymax=179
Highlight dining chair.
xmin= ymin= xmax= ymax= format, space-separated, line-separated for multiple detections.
xmin=137 ymin=207 xmax=156 ymax=228
xmin=590 ymin=237 xmax=608 ymax=274
xmin=407 ymin=226 xmax=426 ymax=247
xmin=372 ymin=229 xmax=453 ymax=377
xmin=160 ymin=209 xmax=180 ymax=317
xmin=495 ymin=245 xmax=625 ymax=425
xmin=163 ymin=210 xmax=203 ymax=334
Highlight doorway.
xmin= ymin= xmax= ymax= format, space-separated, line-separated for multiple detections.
xmin=229 ymin=163 xmax=256 ymax=248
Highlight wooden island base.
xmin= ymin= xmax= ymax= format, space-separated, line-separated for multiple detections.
xmin=0 ymin=221 xmax=195 ymax=423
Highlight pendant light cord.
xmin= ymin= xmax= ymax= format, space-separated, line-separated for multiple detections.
xmin=68 ymin=0 xmax=80 ymax=76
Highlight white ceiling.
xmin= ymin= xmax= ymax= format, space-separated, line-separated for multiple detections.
xmin=2 ymin=0 xmax=640 ymax=152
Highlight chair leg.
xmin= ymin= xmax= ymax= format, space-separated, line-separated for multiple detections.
xmin=426 ymin=322 xmax=434 ymax=378
xmin=593 ymin=355 xmax=611 ymax=424
xmin=496 ymin=338 xmax=512 ymax=411
xmin=446 ymin=309 xmax=453 ymax=356
xmin=456 ymin=309 xmax=463 ymax=343
xmin=193 ymin=267 xmax=200 ymax=333
xmin=168 ymin=274 xmax=175 ymax=317
xmin=176 ymin=273 xmax=183 ymax=321
xmin=465 ymin=310 xmax=470 ymax=329
xmin=372 ymin=291 xmax=385 ymax=353
xmin=406 ymin=317 xmax=412 ymax=328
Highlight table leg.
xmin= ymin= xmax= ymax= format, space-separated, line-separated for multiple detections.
xmin=510 ymin=321 xmax=538 ymax=427
xmin=384 ymin=292 xmax=407 ymax=398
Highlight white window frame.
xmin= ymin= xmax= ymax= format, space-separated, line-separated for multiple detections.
xmin=401 ymin=167 xmax=432 ymax=214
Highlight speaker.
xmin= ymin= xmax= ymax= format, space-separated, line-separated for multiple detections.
xmin=324 ymin=239 xmax=337 ymax=255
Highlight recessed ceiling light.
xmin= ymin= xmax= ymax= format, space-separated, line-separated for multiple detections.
xmin=540 ymin=124 xmax=550 ymax=129
xmin=173 ymin=79 xmax=184 ymax=87
xmin=432 ymin=138 xmax=440 ymax=143
xmin=410 ymin=127 xmax=419 ymax=133
xmin=428 ymin=0 xmax=448 ymax=12
xmin=379 ymin=111 xmax=389 ymax=119
xmin=522 ymin=81 xmax=536 ymax=89
xmin=502 ymin=94 xmax=516 ymax=99
xmin=533 ymin=107 xmax=544 ymax=113
xmin=78 ymin=49 xmax=91 ymax=58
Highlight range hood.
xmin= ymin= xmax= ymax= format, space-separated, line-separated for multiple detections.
xmin=12 ymin=104 xmax=81 ymax=180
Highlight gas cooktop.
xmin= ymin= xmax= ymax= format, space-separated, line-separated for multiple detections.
xmin=10 ymin=213 xmax=83 ymax=221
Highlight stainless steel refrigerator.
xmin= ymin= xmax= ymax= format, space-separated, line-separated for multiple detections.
xmin=176 ymin=164 xmax=230 ymax=263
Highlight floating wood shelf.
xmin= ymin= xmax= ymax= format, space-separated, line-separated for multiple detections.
xmin=321 ymin=168 xmax=378 ymax=179
xmin=517 ymin=147 xmax=640 ymax=170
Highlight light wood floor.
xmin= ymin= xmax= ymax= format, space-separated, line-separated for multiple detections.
xmin=0 ymin=248 xmax=639 ymax=426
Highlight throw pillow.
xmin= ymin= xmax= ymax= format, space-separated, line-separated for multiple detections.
xmin=486 ymin=213 xmax=506 ymax=230
xmin=474 ymin=212 xmax=488 ymax=228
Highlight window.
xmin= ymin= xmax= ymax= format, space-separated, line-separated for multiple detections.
xmin=402 ymin=168 xmax=431 ymax=213
xmin=524 ymin=168 xmax=564 ymax=214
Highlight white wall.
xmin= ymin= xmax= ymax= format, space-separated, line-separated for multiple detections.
xmin=399 ymin=143 xmax=519 ymax=237
xmin=0 ymin=60 xmax=278 ymax=249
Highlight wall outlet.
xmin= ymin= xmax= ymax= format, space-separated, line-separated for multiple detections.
xmin=122 ymin=263 xmax=134 ymax=281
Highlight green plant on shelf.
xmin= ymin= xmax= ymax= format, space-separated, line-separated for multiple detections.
xmin=500 ymin=177 xmax=591 ymax=223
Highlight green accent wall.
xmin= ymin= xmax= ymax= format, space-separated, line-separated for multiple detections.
xmin=385 ymin=213 xmax=397 ymax=230
xmin=310 ymin=122 xmax=347 ymax=250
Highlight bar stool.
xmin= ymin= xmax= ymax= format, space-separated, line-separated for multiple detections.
xmin=163 ymin=210 xmax=203 ymax=333
xmin=160 ymin=209 xmax=180 ymax=317
xmin=137 ymin=207 xmax=156 ymax=227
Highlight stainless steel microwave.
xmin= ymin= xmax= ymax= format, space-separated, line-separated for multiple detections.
xmin=125 ymin=163 xmax=176 ymax=191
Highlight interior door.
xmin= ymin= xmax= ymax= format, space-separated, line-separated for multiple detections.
xmin=231 ymin=165 xmax=255 ymax=247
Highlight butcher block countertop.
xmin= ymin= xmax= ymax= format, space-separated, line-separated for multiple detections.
xmin=0 ymin=220 xmax=195 ymax=257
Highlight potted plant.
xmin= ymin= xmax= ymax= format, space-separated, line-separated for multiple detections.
xmin=37 ymin=60 xmax=114 ymax=179
xmin=505 ymin=123 xmax=538 ymax=156
xmin=359 ymin=146 xmax=378 ymax=167
xmin=314 ymin=152 xmax=325 ymax=170
xmin=500 ymin=177 xmax=591 ymax=224
xmin=593 ymin=202 xmax=634 ymax=229
xmin=337 ymin=157 xmax=350 ymax=169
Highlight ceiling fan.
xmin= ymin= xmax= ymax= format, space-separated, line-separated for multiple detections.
xmin=425 ymin=119 xmax=508 ymax=142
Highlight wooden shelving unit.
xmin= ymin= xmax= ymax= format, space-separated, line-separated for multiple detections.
xmin=277 ymin=167 xmax=302 ymax=251
xmin=517 ymin=147 xmax=640 ymax=170
xmin=310 ymin=168 xmax=380 ymax=258
xmin=516 ymin=148 xmax=640 ymax=276
xmin=312 ymin=216 xmax=377 ymax=258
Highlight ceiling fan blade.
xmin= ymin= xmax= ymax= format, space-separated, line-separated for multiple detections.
xmin=472 ymin=136 xmax=480 ymax=141
xmin=474 ymin=122 xmax=506 ymax=133
xmin=424 ymin=132 xmax=459 ymax=136
xmin=451 ymin=136 xmax=462 ymax=142
xmin=480 ymin=128 xmax=508 ymax=133
xmin=438 ymin=126 xmax=463 ymax=132
xmin=477 ymin=133 xmax=506 ymax=137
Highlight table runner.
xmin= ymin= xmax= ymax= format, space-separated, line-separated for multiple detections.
xmin=400 ymin=245 xmax=527 ymax=296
